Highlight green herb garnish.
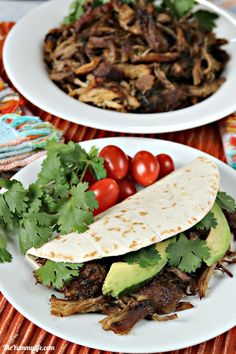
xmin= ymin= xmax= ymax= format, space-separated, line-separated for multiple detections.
xmin=123 ymin=245 xmax=161 ymax=268
xmin=0 ymin=141 xmax=106 ymax=262
xmin=195 ymin=211 xmax=217 ymax=231
xmin=166 ymin=233 xmax=210 ymax=273
xmin=216 ymin=191 xmax=236 ymax=213
xmin=35 ymin=260 xmax=84 ymax=289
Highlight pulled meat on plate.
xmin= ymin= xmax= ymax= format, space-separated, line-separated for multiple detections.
xmin=36 ymin=248 xmax=235 ymax=335
xmin=44 ymin=0 xmax=229 ymax=113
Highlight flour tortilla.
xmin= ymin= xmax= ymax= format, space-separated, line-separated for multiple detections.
xmin=26 ymin=156 xmax=219 ymax=265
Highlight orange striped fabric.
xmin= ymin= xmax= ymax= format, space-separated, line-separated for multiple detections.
xmin=0 ymin=18 xmax=235 ymax=354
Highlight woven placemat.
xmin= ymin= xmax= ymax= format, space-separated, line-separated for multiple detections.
xmin=0 ymin=19 xmax=236 ymax=354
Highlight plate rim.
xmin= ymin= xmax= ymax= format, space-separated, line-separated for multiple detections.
xmin=0 ymin=136 xmax=236 ymax=353
xmin=3 ymin=0 xmax=236 ymax=134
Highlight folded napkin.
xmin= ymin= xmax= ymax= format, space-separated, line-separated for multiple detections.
xmin=219 ymin=114 xmax=236 ymax=170
xmin=0 ymin=114 xmax=63 ymax=173
xmin=0 ymin=77 xmax=24 ymax=115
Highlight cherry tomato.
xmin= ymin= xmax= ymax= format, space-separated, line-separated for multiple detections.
xmin=89 ymin=178 xmax=119 ymax=215
xmin=156 ymin=154 xmax=175 ymax=179
xmin=131 ymin=151 xmax=160 ymax=186
xmin=126 ymin=155 xmax=134 ymax=181
xmin=99 ymin=145 xmax=129 ymax=180
xmin=118 ymin=179 xmax=137 ymax=202
xmin=82 ymin=168 xmax=96 ymax=186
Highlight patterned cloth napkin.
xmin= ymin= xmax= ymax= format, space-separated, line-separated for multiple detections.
xmin=219 ymin=114 xmax=236 ymax=169
xmin=0 ymin=78 xmax=63 ymax=176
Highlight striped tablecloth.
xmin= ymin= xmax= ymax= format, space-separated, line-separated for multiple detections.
xmin=0 ymin=2 xmax=236 ymax=353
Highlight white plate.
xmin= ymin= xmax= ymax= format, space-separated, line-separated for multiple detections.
xmin=0 ymin=137 xmax=236 ymax=353
xmin=3 ymin=0 xmax=236 ymax=133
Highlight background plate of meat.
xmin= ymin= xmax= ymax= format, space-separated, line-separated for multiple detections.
xmin=3 ymin=0 xmax=236 ymax=133
xmin=0 ymin=137 xmax=236 ymax=352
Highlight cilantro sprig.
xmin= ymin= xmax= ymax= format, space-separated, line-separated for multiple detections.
xmin=63 ymin=0 xmax=218 ymax=32
xmin=216 ymin=191 xmax=236 ymax=213
xmin=0 ymin=229 xmax=12 ymax=263
xmin=35 ymin=260 xmax=84 ymax=289
xmin=123 ymin=245 xmax=161 ymax=268
xmin=166 ymin=233 xmax=210 ymax=273
xmin=195 ymin=211 xmax=217 ymax=231
xmin=192 ymin=10 xmax=219 ymax=31
xmin=0 ymin=141 xmax=106 ymax=262
xmin=161 ymin=0 xmax=195 ymax=19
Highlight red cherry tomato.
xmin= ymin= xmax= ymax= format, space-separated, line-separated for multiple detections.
xmin=131 ymin=151 xmax=160 ymax=186
xmin=126 ymin=155 xmax=134 ymax=181
xmin=156 ymin=154 xmax=175 ymax=179
xmin=99 ymin=145 xmax=129 ymax=180
xmin=82 ymin=168 xmax=96 ymax=186
xmin=118 ymin=179 xmax=137 ymax=202
xmin=89 ymin=178 xmax=119 ymax=215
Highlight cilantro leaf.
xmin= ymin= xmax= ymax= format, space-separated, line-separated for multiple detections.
xmin=58 ymin=183 xmax=97 ymax=234
xmin=35 ymin=260 xmax=83 ymax=289
xmin=64 ymin=0 xmax=86 ymax=25
xmin=193 ymin=10 xmax=219 ymax=31
xmin=19 ymin=213 xmax=53 ymax=254
xmin=162 ymin=0 xmax=195 ymax=18
xmin=37 ymin=151 xmax=67 ymax=187
xmin=175 ymin=0 xmax=195 ymax=18
xmin=88 ymin=146 xmax=107 ymax=180
xmin=0 ymin=178 xmax=18 ymax=190
xmin=4 ymin=181 xmax=28 ymax=215
xmin=195 ymin=211 xmax=217 ymax=231
xmin=0 ymin=230 xmax=12 ymax=263
xmin=123 ymin=245 xmax=161 ymax=268
xmin=27 ymin=183 xmax=43 ymax=213
xmin=167 ymin=233 xmax=210 ymax=273
xmin=46 ymin=141 xmax=87 ymax=168
xmin=0 ymin=196 xmax=15 ymax=231
xmin=216 ymin=192 xmax=236 ymax=213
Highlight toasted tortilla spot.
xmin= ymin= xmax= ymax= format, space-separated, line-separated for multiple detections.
xmin=55 ymin=254 xmax=74 ymax=261
xmin=107 ymin=227 xmax=121 ymax=232
xmin=122 ymin=228 xmax=133 ymax=237
xmin=121 ymin=217 xmax=131 ymax=223
xmin=50 ymin=251 xmax=55 ymax=257
xmin=93 ymin=235 xmax=101 ymax=242
xmin=129 ymin=240 xmax=138 ymax=249
xmin=139 ymin=211 xmax=148 ymax=216
xmin=132 ymin=222 xmax=144 ymax=226
xmin=150 ymin=236 xmax=157 ymax=242
xmin=162 ymin=228 xmax=178 ymax=235
xmin=54 ymin=235 xmax=63 ymax=241
xmin=85 ymin=251 xmax=98 ymax=258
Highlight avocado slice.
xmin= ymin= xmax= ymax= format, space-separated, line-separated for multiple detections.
xmin=204 ymin=202 xmax=231 ymax=266
xmin=102 ymin=238 xmax=173 ymax=298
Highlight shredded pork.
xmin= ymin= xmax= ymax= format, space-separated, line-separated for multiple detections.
xmin=44 ymin=0 xmax=229 ymax=113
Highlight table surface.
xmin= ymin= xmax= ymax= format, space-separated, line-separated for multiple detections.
xmin=0 ymin=1 xmax=236 ymax=353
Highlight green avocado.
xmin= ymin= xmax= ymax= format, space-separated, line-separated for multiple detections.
xmin=102 ymin=238 xmax=173 ymax=298
xmin=205 ymin=202 xmax=231 ymax=266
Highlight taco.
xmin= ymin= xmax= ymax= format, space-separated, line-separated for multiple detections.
xmin=26 ymin=156 xmax=236 ymax=334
